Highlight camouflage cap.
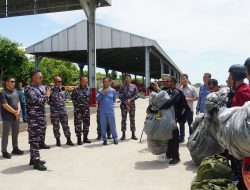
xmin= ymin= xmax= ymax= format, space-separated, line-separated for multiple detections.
xmin=159 ymin=74 xmax=171 ymax=81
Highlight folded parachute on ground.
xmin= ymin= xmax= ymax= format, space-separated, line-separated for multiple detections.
xmin=144 ymin=91 xmax=177 ymax=155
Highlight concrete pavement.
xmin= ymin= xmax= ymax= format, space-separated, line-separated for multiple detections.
xmin=0 ymin=98 xmax=197 ymax=190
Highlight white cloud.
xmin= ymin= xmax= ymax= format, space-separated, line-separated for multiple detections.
xmin=97 ymin=0 xmax=250 ymax=54
xmin=41 ymin=0 xmax=250 ymax=84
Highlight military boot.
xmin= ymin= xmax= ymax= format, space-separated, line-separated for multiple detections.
xmin=120 ymin=132 xmax=126 ymax=140
xmin=29 ymin=159 xmax=46 ymax=165
xmin=131 ymin=132 xmax=138 ymax=140
xmin=77 ymin=136 xmax=83 ymax=145
xmin=56 ymin=137 xmax=61 ymax=146
xmin=83 ymin=134 xmax=91 ymax=144
xmin=66 ymin=136 xmax=74 ymax=146
xmin=40 ymin=142 xmax=50 ymax=149
xmin=33 ymin=159 xmax=47 ymax=171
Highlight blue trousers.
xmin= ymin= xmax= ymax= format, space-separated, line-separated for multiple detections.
xmin=100 ymin=112 xmax=118 ymax=141
xmin=179 ymin=111 xmax=193 ymax=139
xmin=21 ymin=102 xmax=27 ymax=121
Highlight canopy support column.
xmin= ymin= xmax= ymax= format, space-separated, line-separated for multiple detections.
xmin=145 ymin=47 xmax=150 ymax=96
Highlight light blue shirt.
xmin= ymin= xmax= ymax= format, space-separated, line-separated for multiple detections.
xmin=96 ymin=87 xmax=116 ymax=114
xmin=196 ymin=84 xmax=210 ymax=113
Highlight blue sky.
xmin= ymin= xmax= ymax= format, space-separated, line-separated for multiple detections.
xmin=1 ymin=0 xmax=250 ymax=85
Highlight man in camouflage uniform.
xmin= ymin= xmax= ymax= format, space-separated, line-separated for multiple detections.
xmin=119 ymin=74 xmax=138 ymax=140
xmin=71 ymin=76 xmax=91 ymax=145
xmin=49 ymin=76 xmax=74 ymax=146
xmin=25 ymin=70 xmax=50 ymax=171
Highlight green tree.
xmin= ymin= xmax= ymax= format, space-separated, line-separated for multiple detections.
xmin=15 ymin=61 xmax=35 ymax=86
xmin=96 ymin=72 xmax=106 ymax=80
xmin=108 ymin=70 xmax=118 ymax=80
xmin=0 ymin=36 xmax=28 ymax=87
xmin=39 ymin=57 xmax=80 ymax=86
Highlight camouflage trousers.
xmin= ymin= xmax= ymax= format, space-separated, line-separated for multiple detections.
xmin=28 ymin=114 xmax=46 ymax=160
xmin=120 ymin=103 xmax=136 ymax=132
xmin=74 ymin=107 xmax=90 ymax=137
xmin=51 ymin=112 xmax=71 ymax=138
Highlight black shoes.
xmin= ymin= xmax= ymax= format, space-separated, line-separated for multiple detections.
xmin=66 ymin=137 xmax=74 ymax=146
xmin=33 ymin=159 xmax=47 ymax=171
xmin=103 ymin=141 xmax=108 ymax=145
xmin=179 ymin=138 xmax=184 ymax=143
xmin=121 ymin=132 xmax=138 ymax=140
xmin=83 ymin=139 xmax=91 ymax=143
xmin=114 ymin=140 xmax=118 ymax=145
xmin=40 ymin=143 xmax=50 ymax=149
xmin=131 ymin=132 xmax=138 ymax=140
xmin=107 ymin=133 xmax=112 ymax=139
xmin=77 ymin=137 xmax=83 ymax=145
xmin=96 ymin=134 xmax=101 ymax=140
xmin=56 ymin=138 xmax=61 ymax=146
xmin=169 ymin=158 xmax=181 ymax=165
xmin=83 ymin=134 xmax=91 ymax=144
xmin=12 ymin=147 xmax=24 ymax=155
xmin=120 ymin=132 xmax=126 ymax=140
xmin=2 ymin=148 xmax=24 ymax=158
xmin=29 ymin=159 xmax=46 ymax=165
xmin=2 ymin=151 xmax=11 ymax=159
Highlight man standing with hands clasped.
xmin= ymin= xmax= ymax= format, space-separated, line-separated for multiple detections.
xmin=1 ymin=76 xmax=24 ymax=159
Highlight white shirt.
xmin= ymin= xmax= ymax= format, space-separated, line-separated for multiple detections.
xmin=180 ymin=84 xmax=198 ymax=111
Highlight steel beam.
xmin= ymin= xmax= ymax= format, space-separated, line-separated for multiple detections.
xmin=145 ymin=47 xmax=150 ymax=96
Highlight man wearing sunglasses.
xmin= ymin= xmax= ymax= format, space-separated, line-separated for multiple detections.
xmin=25 ymin=70 xmax=51 ymax=171
xmin=49 ymin=76 xmax=74 ymax=147
xmin=159 ymin=74 xmax=181 ymax=165
xmin=1 ymin=76 xmax=24 ymax=159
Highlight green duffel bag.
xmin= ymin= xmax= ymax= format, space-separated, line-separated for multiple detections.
xmin=196 ymin=155 xmax=233 ymax=182
xmin=191 ymin=178 xmax=238 ymax=190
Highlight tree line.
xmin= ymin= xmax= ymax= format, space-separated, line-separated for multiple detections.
xmin=0 ymin=36 xmax=121 ymax=88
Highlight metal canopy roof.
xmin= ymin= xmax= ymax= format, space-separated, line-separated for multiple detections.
xmin=26 ymin=20 xmax=181 ymax=79
xmin=0 ymin=0 xmax=111 ymax=18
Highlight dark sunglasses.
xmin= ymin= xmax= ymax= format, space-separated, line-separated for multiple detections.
xmin=9 ymin=80 xmax=15 ymax=83
xmin=56 ymin=81 xmax=62 ymax=83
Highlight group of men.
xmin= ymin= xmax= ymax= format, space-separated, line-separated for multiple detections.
xmin=1 ymin=59 xmax=250 ymax=180
xmin=149 ymin=61 xmax=250 ymax=189
xmin=0 ymin=71 xmax=139 ymax=171
xmin=96 ymin=74 xmax=139 ymax=145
